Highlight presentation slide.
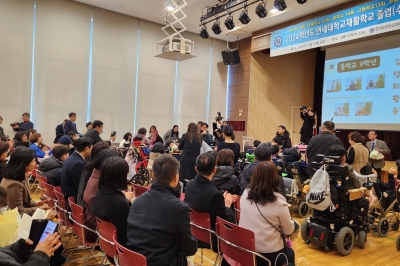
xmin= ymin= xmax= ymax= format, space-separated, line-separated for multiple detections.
xmin=322 ymin=47 xmax=400 ymax=130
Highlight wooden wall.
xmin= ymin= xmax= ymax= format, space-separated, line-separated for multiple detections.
xmin=247 ymin=49 xmax=317 ymax=142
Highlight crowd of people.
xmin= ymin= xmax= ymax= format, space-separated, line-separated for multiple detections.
xmin=0 ymin=111 xmax=398 ymax=266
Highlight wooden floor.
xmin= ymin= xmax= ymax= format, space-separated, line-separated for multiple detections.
xmin=32 ymin=161 xmax=400 ymax=265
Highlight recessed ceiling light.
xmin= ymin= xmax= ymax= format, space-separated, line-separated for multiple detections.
xmin=166 ymin=5 xmax=174 ymax=11
xmin=270 ymin=8 xmax=279 ymax=14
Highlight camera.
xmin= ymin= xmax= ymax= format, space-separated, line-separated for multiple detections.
xmin=10 ymin=122 xmax=19 ymax=127
xmin=300 ymin=106 xmax=307 ymax=111
xmin=215 ymin=112 xmax=223 ymax=121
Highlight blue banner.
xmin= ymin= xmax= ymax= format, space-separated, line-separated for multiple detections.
xmin=270 ymin=0 xmax=400 ymax=56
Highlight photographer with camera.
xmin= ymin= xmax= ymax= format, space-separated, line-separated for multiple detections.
xmin=212 ymin=112 xmax=227 ymax=140
xmin=10 ymin=113 xmax=34 ymax=132
xmin=300 ymin=106 xmax=315 ymax=144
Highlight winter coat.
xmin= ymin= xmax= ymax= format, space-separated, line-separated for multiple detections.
xmin=212 ymin=166 xmax=240 ymax=195
xmin=0 ymin=238 xmax=49 ymax=266
xmin=38 ymin=156 xmax=63 ymax=187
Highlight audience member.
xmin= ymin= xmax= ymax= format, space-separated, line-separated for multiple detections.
xmin=184 ymin=153 xmax=234 ymax=254
xmin=346 ymin=131 xmax=369 ymax=173
xmin=29 ymin=133 xmax=51 ymax=159
xmin=178 ymin=123 xmax=202 ymax=183
xmin=61 ymin=137 xmax=93 ymax=201
xmin=276 ymin=125 xmax=292 ymax=151
xmin=127 ymin=155 xmax=197 ymax=265
xmin=200 ymin=122 xmax=213 ymax=145
xmin=300 ymin=108 xmax=315 ymax=144
xmin=0 ymin=141 xmax=9 ymax=183
xmin=239 ymin=161 xmax=296 ymax=266
xmin=239 ymin=143 xmax=285 ymax=197
xmin=64 ymin=112 xmax=80 ymax=135
xmin=83 ymin=149 xmax=119 ymax=242
xmin=132 ymin=127 xmax=154 ymax=145
xmin=212 ymin=149 xmax=240 ymax=195
xmin=0 ymin=116 xmax=9 ymax=141
xmin=53 ymin=119 xmax=68 ymax=144
xmin=11 ymin=113 xmax=34 ymax=132
xmin=366 ymin=131 xmax=391 ymax=180
xmin=84 ymin=120 xmax=114 ymax=144
xmin=82 ymin=122 xmax=92 ymax=135
xmin=1 ymin=147 xmax=49 ymax=215
xmin=146 ymin=125 xmax=163 ymax=144
xmin=329 ymin=145 xmax=361 ymax=188
xmin=197 ymin=121 xmax=203 ymax=131
xmin=306 ymin=121 xmax=343 ymax=176
xmin=0 ymin=233 xmax=62 ymax=266
xmin=147 ymin=142 xmax=165 ymax=182
xmin=0 ymin=185 xmax=6 ymax=208
xmin=39 ymin=146 xmax=69 ymax=187
xmin=217 ymin=124 xmax=240 ymax=163
xmin=13 ymin=132 xmax=29 ymax=148
xmin=270 ymin=137 xmax=283 ymax=155
xmin=119 ymin=132 xmax=132 ymax=148
xmin=76 ymin=141 xmax=110 ymax=206
xmin=254 ymin=140 xmax=261 ymax=148
xmin=58 ymin=135 xmax=73 ymax=151
xmin=163 ymin=125 xmax=179 ymax=144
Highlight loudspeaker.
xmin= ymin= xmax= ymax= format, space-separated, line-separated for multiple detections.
xmin=221 ymin=49 xmax=241 ymax=65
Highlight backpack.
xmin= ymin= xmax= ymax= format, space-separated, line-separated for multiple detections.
xmin=306 ymin=165 xmax=335 ymax=211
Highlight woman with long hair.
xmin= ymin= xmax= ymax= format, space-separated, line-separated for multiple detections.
xmin=119 ymin=132 xmax=132 ymax=148
xmin=178 ymin=123 xmax=202 ymax=183
xmin=163 ymin=125 xmax=179 ymax=144
xmin=217 ymin=124 xmax=240 ymax=163
xmin=239 ymin=162 xmax=296 ymax=266
xmin=275 ymin=125 xmax=292 ymax=151
xmin=1 ymin=147 xmax=49 ymax=215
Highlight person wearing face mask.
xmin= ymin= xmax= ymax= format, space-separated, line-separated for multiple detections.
xmin=83 ymin=120 xmax=116 ymax=145
xmin=13 ymin=132 xmax=29 ymax=148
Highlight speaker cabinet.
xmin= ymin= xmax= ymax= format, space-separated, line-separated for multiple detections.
xmin=221 ymin=49 xmax=241 ymax=65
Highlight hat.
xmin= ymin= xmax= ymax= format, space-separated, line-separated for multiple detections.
xmin=59 ymin=136 xmax=72 ymax=145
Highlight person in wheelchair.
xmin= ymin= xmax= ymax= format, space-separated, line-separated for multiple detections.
xmin=329 ymin=145 xmax=361 ymax=188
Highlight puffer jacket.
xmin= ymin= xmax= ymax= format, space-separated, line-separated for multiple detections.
xmin=306 ymin=131 xmax=344 ymax=176
xmin=38 ymin=155 xmax=63 ymax=186
xmin=0 ymin=238 xmax=49 ymax=266
xmin=212 ymin=166 xmax=240 ymax=195
xmin=282 ymin=147 xmax=301 ymax=163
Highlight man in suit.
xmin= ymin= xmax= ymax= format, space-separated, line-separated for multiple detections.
xmin=84 ymin=120 xmax=116 ymax=145
xmin=184 ymin=153 xmax=235 ymax=257
xmin=61 ymin=137 xmax=93 ymax=201
xmin=53 ymin=119 xmax=68 ymax=144
xmin=64 ymin=112 xmax=80 ymax=136
xmin=366 ymin=131 xmax=391 ymax=180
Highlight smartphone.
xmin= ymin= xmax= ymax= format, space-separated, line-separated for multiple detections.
xmin=28 ymin=220 xmax=59 ymax=250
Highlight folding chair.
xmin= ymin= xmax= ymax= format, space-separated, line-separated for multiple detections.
xmin=133 ymin=184 xmax=149 ymax=197
xmin=35 ymin=172 xmax=47 ymax=199
xmin=54 ymin=188 xmax=74 ymax=253
xmin=234 ymin=195 xmax=241 ymax=223
xmin=66 ymin=197 xmax=100 ymax=265
xmin=215 ymin=217 xmax=271 ymax=266
xmin=113 ymin=233 xmax=147 ymax=266
xmin=96 ymin=217 xmax=116 ymax=265
xmin=190 ymin=209 xmax=220 ymax=266
xmin=28 ymin=168 xmax=39 ymax=193
xmin=43 ymin=182 xmax=56 ymax=209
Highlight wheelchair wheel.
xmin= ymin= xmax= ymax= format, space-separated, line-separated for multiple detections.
xmin=377 ymin=218 xmax=389 ymax=237
xmin=396 ymin=235 xmax=400 ymax=250
xmin=336 ymin=227 xmax=354 ymax=256
xmin=392 ymin=222 xmax=399 ymax=231
xmin=298 ymin=202 xmax=309 ymax=218
xmin=358 ymin=231 xmax=367 ymax=249
xmin=301 ymin=219 xmax=309 ymax=242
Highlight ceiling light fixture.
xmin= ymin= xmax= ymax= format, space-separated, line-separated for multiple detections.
xmin=274 ymin=0 xmax=287 ymax=11
xmin=297 ymin=0 xmax=307 ymax=3
xmin=255 ymin=1 xmax=268 ymax=18
xmin=270 ymin=8 xmax=279 ymax=14
xmin=224 ymin=14 xmax=235 ymax=30
xmin=238 ymin=9 xmax=251 ymax=24
xmin=163 ymin=1 xmax=175 ymax=11
xmin=211 ymin=20 xmax=222 ymax=35
xmin=199 ymin=25 xmax=209 ymax=39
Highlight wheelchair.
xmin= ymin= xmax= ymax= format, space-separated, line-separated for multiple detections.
xmin=301 ymin=155 xmax=369 ymax=256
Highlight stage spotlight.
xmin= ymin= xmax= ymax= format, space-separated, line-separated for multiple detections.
xmin=274 ymin=0 xmax=287 ymax=11
xmin=297 ymin=0 xmax=307 ymax=3
xmin=224 ymin=15 xmax=235 ymax=30
xmin=199 ymin=26 xmax=209 ymax=39
xmin=211 ymin=20 xmax=222 ymax=35
xmin=255 ymin=2 xmax=268 ymax=18
xmin=238 ymin=10 xmax=251 ymax=24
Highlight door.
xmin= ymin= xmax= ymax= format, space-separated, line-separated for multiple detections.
xmin=291 ymin=106 xmax=303 ymax=145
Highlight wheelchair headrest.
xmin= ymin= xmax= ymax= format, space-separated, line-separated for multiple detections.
xmin=315 ymin=155 xmax=342 ymax=165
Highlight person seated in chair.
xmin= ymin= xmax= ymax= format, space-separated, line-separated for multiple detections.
xmin=39 ymin=146 xmax=70 ymax=187
xmin=328 ymin=145 xmax=361 ymax=188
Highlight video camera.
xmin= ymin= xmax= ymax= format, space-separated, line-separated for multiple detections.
xmin=300 ymin=105 xmax=307 ymax=111
xmin=10 ymin=122 xmax=20 ymax=127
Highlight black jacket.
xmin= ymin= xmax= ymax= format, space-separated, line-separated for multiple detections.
xmin=64 ymin=120 xmax=79 ymax=135
xmin=178 ymin=134 xmax=201 ymax=182
xmin=90 ymin=185 xmax=130 ymax=246
xmin=53 ymin=124 xmax=65 ymax=144
xmin=38 ymin=156 xmax=63 ymax=187
xmin=276 ymin=133 xmax=292 ymax=150
xmin=13 ymin=141 xmax=29 ymax=148
xmin=239 ymin=161 xmax=286 ymax=198
xmin=61 ymin=152 xmax=85 ymax=201
xmin=0 ymin=161 xmax=6 ymax=183
xmin=212 ymin=166 xmax=240 ymax=195
xmin=76 ymin=166 xmax=94 ymax=207
xmin=202 ymin=132 xmax=213 ymax=145
xmin=0 ymin=238 xmax=49 ymax=266
xmin=127 ymin=183 xmax=197 ymax=266
xmin=282 ymin=147 xmax=301 ymax=163
xmin=300 ymin=112 xmax=315 ymax=137
xmin=306 ymin=131 xmax=344 ymax=176
xmin=184 ymin=174 xmax=234 ymax=251
xmin=83 ymin=129 xmax=103 ymax=144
